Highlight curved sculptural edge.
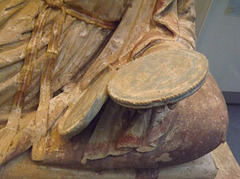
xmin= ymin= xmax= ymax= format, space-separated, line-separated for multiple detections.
xmin=4 ymin=73 xmax=226 ymax=170
xmin=0 ymin=0 xmax=229 ymax=174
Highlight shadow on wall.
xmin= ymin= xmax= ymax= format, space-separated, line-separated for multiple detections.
xmin=226 ymin=104 xmax=240 ymax=165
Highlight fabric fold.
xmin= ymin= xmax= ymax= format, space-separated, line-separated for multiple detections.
xmin=153 ymin=0 xmax=179 ymax=37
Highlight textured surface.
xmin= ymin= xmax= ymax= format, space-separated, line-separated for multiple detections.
xmin=14 ymin=74 xmax=227 ymax=170
xmin=0 ymin=0 xmax=229 ymax=172
xmin=58 ymin=70 xmax=114 ymax=138
xmin=108 ymin=49 xmax=209 ymax=108
xmin=2 ymin=144 xmax=239 ymax=179
xmin=213 ymin=143 xmax=240 ymax=179
xmin=0 ymin=151 xmax=218 ymax=179
xmin=156 ymin=153 xmax=217 ymax=179
xmin=0 ymin=150 xmax=136 ymax=179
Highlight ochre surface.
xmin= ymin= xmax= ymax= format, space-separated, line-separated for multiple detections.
xmin=0 ymin=0 xmax=229 ymax=176
xmin=213 ymin=143 xmax=240 ymax=179
xmin=108 ymin=49 xmax=208 ymax=108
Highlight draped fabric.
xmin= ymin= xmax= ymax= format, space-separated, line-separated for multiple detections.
xmin=0 ymin=0 xmax=197 ymax=165
xmin=81 ymin=0 xmax=196 ymax=163
xmin=39 ymin=0 xmax=197 ymax=164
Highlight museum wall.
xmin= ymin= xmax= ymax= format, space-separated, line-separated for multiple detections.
xmin=195 ymin=0 xmax=212 ymax=37
xmin=196 ymin=0 xmax=240 ymax=103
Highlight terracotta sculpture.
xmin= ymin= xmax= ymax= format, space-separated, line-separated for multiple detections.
xmin=0 ymin=0 xmax=228 ymax=177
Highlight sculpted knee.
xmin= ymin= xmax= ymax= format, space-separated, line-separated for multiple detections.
xmin=153 ymin=73 xmax=228 ymax=166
